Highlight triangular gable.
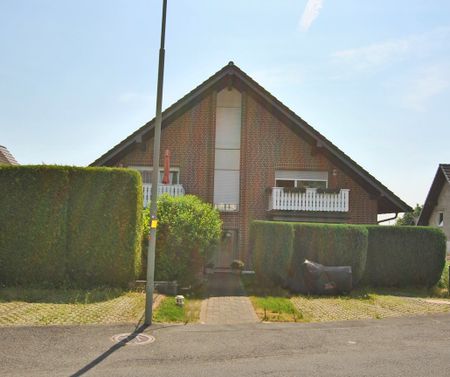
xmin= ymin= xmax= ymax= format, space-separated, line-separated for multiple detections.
xmin=91 ymin=62 xmax=411 ymax=214
xmin=418 ymin=164 xmax=450 ymax=225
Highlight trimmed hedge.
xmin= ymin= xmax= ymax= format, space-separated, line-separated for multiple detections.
xmin=251 ymin=221 xmax=446 ymax=290
xmin=251 ymin=221 xmax=367 ymax=289
xmin=0 ymin=166 xmax=70 ymax=286
xmin=0 ymin=166 xmax=142 ymax=288
xmin=292 ymin=223 xmax=368 ymax=285
xmin=362 ymin=226 xmax=446 ymax=287
xmin=251 ymin=221 xmax=295 ymax=286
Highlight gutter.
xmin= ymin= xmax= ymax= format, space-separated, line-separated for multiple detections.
xmin=377 ymin=213 xmax=398 ymax=224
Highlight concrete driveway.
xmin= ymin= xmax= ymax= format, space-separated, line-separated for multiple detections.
xmin=1 ymin=313 xmax=450 ymax=376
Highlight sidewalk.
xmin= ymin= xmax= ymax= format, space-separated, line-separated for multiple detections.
xmin=199 ymin=272 xmax=258 ymax=324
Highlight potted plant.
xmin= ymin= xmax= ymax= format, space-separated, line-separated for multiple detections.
xmin=230 ymin=259 xmax=245 ymax=274
xmin=204 ymin=262 xmax=215 ymax=275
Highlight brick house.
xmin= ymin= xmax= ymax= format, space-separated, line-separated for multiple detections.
xmin=92 ymin=62 xmax=411 ymax=268
xmin=417 ymin=164 xmax=450 ymax=253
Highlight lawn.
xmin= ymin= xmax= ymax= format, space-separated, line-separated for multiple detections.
xmin=0 ymin=287 xmax=149 ymax=326
xmin=153 ymin=296 xmax=202 ymax=323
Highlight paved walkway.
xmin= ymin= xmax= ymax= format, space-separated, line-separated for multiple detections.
xmin=200 ymin=273 xmax=258 ymax=325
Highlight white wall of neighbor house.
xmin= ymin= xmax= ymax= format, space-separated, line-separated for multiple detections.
xmin=213 ymin=88 xmax=242 ymax=211
xmin=429 ymin=183 xmax=450 ymax=253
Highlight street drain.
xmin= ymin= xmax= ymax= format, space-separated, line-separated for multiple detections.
xmin=111 ymin=333 xmax=155 ymax=346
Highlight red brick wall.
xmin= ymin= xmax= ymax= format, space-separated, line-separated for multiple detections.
xmin=115 ymin=88 xmax=378 ymax=264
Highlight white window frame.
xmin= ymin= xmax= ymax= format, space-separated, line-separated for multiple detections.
xmin=438 ymin=211 xmax=444 ymax=227
xmin=275 ymin=178 xmax=328 ymax=189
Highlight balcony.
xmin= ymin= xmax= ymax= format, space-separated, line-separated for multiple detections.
xmin=269 ymin=187 xmax=349 ymax=212
xmin=143 ymin=183 xmax=185 ymax=207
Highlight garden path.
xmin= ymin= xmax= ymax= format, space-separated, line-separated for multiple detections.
xmin=200 ymin=273 xmax=258 ymax=325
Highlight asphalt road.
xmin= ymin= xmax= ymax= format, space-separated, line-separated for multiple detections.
xmin=1 ymin=314 xmax=450 ymax=377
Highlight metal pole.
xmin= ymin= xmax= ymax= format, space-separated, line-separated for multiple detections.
xmin=145 ymin=0 xmax=168 ymax=326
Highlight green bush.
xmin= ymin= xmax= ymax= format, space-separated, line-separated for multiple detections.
xmin=363 ymin=226 xmax=446 ymax=287
xmin=142 ymin=194 xmax=222 ymax=285
xmin=65 ymin=168 xmax=142 ymax=287
xmin=292 ymin=223 xmax=368 ymax=285
xmin=0 ymin=166 xmax=142 ymax=288
xmin=0 ymin=166 xmax=70 ymax=286
xmin=251 ymin=221 xmax=367 ymax=289
xmin=251 ymin=221 xmax=295 ymax=286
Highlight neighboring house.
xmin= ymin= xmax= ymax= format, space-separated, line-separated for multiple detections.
xmin=0 ymin=145 xmax=19 ymax=165
xmin=417 ymin=164 xmax=450 ymax=253
xmin=92 ymin=62 xmax=411 ymax=267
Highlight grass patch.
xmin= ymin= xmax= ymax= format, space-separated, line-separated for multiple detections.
xmin=251 ymin=296 xmax=303 ymax=322
xmin=153 ymin=296 xmax=202 ymax=323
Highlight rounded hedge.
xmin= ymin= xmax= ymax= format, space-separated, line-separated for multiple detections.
xmin=362 ymin=226 xmax=446 ymax=287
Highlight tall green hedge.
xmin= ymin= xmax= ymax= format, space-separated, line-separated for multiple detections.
xmin=251 ymin=221 xmax=295 ymax=286
xmin=251 ymin=221 xmax=446 ymax=290
xmin=0 ymin=166 xmax=142 ymax=288
xmin=292 ymin=223 xmax=368 ymax=285
xmin=251 ymin=221 xmax=367 ymax=288
xmin=0 ymin=166 xmax=70 ymax=286
xmin=362 ymin=226 xmax=446 ymax=287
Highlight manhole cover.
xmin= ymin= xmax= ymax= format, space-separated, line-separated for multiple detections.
xmin=111 ymin=333 xmax=155 ymax=346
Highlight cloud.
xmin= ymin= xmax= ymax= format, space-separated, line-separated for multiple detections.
xmin=401 ymin=63 xmax=450 ymax=111
xmin=299 ymin=0 xmax=324 ymax=32
xmin=333 ymin=39 xmax=412 ymax=72
xmin=331 ymin=27 xmax=450 ymax=74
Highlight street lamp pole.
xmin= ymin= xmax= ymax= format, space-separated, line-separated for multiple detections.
xmin=145 ymin=0 xmax=168 ymax=326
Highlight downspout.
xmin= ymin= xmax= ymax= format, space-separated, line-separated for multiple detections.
xmin=377 ymin=213 xmax=398 ymax=224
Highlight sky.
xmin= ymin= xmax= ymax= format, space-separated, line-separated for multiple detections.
xmin=1 ymin=0 xmax=450 ymax=210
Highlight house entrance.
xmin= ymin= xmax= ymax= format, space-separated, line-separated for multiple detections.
xmin=215 ymin=229 xmax=239 ymax=269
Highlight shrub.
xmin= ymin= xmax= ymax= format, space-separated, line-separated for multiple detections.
xmin=0 ymin=166 xmax=70 ymax=286
xmin=0 ymin=166 xmax=142 ymax=288
xmin=251 ymin=221 xmax=295 ymax=287
xmin=292 ymin=223 xmax=368 ymax=286
xmin=251 ymin=221 xmax=367 ymax=289
xmin=65 ymin=168 xmax=142 ymax=287
xmin=142 ymin=195 xmax=222 ymax=285
xmin=362 ymin=226 xmax=446 ymax=287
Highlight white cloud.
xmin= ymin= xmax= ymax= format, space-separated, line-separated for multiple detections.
xmin=299 ymin=0 xmax=324 ymax=32
xmin=401 ymin=64 xmax=450 ymax=111
xmin=333 ymin=39 xmax=412 ymax=72
xmin=332 ymin=27 xmax=450 ymax=74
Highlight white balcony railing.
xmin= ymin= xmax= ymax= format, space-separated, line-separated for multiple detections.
xmin=143 ymin=183 xmax=185 ymax=207
xmin=269 ymin=187 xmax=349 ymax=212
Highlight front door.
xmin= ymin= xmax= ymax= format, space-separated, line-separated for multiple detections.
xmin=215 ymin=230 xmax=238 ymax=269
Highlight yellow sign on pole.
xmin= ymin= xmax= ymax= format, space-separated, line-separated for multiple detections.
xmin=150 ymin=220 xmax=158 ymax=229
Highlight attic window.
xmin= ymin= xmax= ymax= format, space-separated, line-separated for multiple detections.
xmin=438 ymin=212 xmax=444 ymax=227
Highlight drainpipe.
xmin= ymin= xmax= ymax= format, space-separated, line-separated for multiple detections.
xmin=377 ymin=213 xmax=398 ymax=224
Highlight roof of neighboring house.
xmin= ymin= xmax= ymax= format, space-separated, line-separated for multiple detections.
xmin=91 ymin=61 xmax=411 ymax=214
xmin=0 ymin=145 xmax=19 ymax=165
xmin=417 ymin=164 xmax=450 ymax=225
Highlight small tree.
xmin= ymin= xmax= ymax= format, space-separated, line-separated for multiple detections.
xmin=396 ymin=204 xmax=423 ymax=226
xmin=142 ymin=194 xmax=222 ymax=285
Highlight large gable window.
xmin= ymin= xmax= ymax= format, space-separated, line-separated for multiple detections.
xmin=275 ymin=171 xmax=328 ymax=189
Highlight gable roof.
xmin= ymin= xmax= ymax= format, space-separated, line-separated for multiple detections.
xmin=0 ymin=145 xmax=19 ymax=165
xmin=91 ymin=62 xmax=411 ymax=214
xmin=417 ymin=164 xmax=450 ymax=225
